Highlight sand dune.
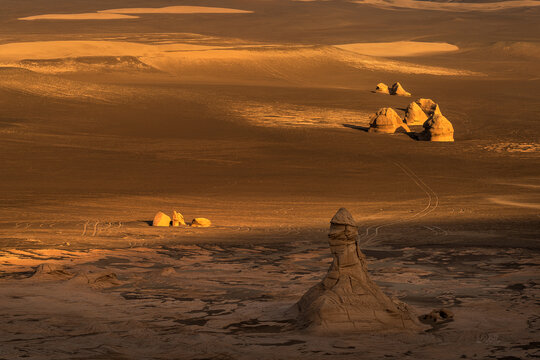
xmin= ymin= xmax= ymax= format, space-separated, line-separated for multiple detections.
xmin=0 ymin=40 xmax=478 ymax=79
xmin=336 ymin=41 xmax=458 ymax=57
xmin=354 ymin=0 xmax=540 ymax=11
xmin=99 ymin=6 xmax=253 ymax=14
xmin=18 ymin=13 xmax=138 ymax=21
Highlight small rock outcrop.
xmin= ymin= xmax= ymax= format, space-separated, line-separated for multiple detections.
xmin=153 ymin=211 xmax=171 ymax=227
xmin=172 ymin=210 xmax=186 ymax=227
xmin=404 ymin=98 xmax=443 ymax=125
xmin=420 ymin=308 xmax=454 ymax=324
xmin=294 ymin=208 xmax=423 ymax=333
xmin=416 ymin=98 xmax=441 ymax=116
xmin=369 ymin=108 xmax=410 ymax=134
xmin=32 ymin=263 xmax=73 ymax=280
xmin=375 ymin=83 xmax=390 ymax=94
xmin=420 ymin=113 xmax=454 ymax=142
xmin=191 ymin=218 xmax=211 ymax=227
xmin=389 ymin=82 xmax=411 ymax=97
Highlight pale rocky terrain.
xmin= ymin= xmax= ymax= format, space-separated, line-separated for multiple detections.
xmin=0 ymin=0 xmax=538 ymax=359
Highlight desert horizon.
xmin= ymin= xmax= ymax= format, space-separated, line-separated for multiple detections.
xmin=0 ymin=0 xmax=539 ymax=359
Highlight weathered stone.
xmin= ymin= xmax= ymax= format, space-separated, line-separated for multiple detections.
xmin=294 ymin=208 xmax=424 ymax=333
xmin=420 ymin=308 xmax=454 ymax=324
xmin=191 ymin=217 xmax=211 ymax=227
xmin=389 ymin=82 xmax=411 ymax=96
xmin=404 ymin=101 xmax=429 ymax=125
xmin=369 ymin=107 xmax=411 ymax=134
xmin=420 ymin=113 xmax=454 ymax=142
xmin=32 ymin=263 xmax=73 ymax=279
xmin=375 ymin=82 xmax=390 ymax=94
xmin=172 ymin=210 xmax=186 ymax=227
xmin=153 ymin=211 xmax=171 ymax=227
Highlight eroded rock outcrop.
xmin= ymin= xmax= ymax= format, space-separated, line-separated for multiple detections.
xmin=172 ymin=210 xmax=186 ymax=227
xmin=419 ymin=113 xmax=454 ymax=142
xmin=294 ymin=208 xmax=423 ymax=333
xmin=389 ymin=82 xmax=411 ymax=97
xmin=375 ymin=82 xmax=390 ymax=94
xmin=404 ymin=98 xmax=443 ymax=125
xmin=369 ymin=107 xmax=410 ymax=134
xmin=153 ymin=211 xmax=171 ymax=227
xmin=191 ymin=218 xmax=211 ymax=227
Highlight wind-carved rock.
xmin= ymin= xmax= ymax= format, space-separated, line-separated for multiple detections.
xmin=419 ymin=113 xmax=454 ymax=142
xmin=389 ymin=82 xmax=411 ymax=97
xmin=294 ymin=208 xmax=423 ymax=333
xmin=375 ymin=82 xmax=390 ymax=94
xmin=369 ymin=108 xmax=410 ymax=134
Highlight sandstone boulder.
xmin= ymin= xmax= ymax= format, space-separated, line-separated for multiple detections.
xmin=369 ymin=107 xmax=410 ymax=134
xmin=405 ymin=98 xmax=443 ymax=125
xmin=420 ymin=113 xmax=454 ymax=142
xmin=191 ymin=218 xmax=211 ymax=227
xmin=153 ymin=211 xmax=171 ymax=227
xmin=416 ymin=98 xmax=441 ymax=116
xmin=389 ymin=82 xmax=411 ymax=97
xmin=172 ymin=210 xmax=186 ymax=227
xmin=294 ymin=208 xmax=423 ymax=333
xmin=375 ymin=82 xmax=390 ymax=94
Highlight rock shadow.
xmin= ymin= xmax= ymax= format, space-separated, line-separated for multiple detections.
xmin=342 ymin=124 xmax=369 ymax=132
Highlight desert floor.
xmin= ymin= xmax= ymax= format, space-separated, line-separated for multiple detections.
xmin=0 ymin=0 xmax=539 ymax=359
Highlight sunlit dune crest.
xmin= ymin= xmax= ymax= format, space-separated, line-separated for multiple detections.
xmin=18 ymin=13 xmax=139 ymax=21
xmin=99 ymin=6 xmax=253 ymax=14
xmin=0 ymin=40 xmax=478 ymax=77
xmin=336 ymin=41 xmax=459 ymax=57
xmin=354 ymin=0 xmax=540 ymax=11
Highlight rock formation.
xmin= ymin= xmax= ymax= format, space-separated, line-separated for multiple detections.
xmin=191 ymin=218 xmax=211 ymax=227
xmin=420 ymin=113 xmax=454 ymax=142
xmin=404 ymin=98 xmax=443 ymax=125
xmin=369 ymin=107 xmax=411 ymax=134
xmin=420 ymin=308 xmax=454 ymax=324
xmin=172 ymin=210 xmax=186 ymax=226
xmin=375 ymin=82 xmax=390 ymax=94
xmin=416 ymin=98 xmax=441 ymax=116
xmin=153 ymin=211 xmax=171 ymax=226
xmin=389 ymin=82 xmax=411 ymax=97
xmin=294 ymin=208 xmax=422 ymax=333
xmin=32 ymin=263 xmax=73 ymax=280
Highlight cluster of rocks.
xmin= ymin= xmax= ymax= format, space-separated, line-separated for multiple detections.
xmin=375 ymin=82 xmax=411 ymax=97
xmin=153 ymin=211 xmax=211 ymax=227
xmin=369 ymin=97 xmax=454 ymax=142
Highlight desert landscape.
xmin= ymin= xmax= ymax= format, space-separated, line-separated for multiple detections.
xmin=0 ymin=0 xmax=539 ymax=359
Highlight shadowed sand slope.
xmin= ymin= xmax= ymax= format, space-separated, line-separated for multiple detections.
xmin=354 ymin=0 xmax=540 ymax=11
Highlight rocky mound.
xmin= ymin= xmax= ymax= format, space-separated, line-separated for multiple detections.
xmin=369 ymin=108 xmax=410 ymax=134
xmin=294 ymin=208 xmax=423 ymax=333
xmin=389 ymin=82 xmax=411 ymax=97
xmin=419 ymin=113 xmax=454 ymax=142
xmin=375 ymin=82 xmax=390 ymax=94
xmin=404 ymin=98 xmax=442 ymax=125
xmin=153 ymin=211 xmax=171 ymax=226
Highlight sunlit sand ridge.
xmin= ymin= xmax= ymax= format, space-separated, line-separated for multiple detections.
xmin=336 ymin=41 xmax=459 ymax=57
xmin=18 ymin=13 xmax=139 ymax=21
xmin=99 ymin=6 xmax=254 ymax=14
xmin=354 ymin=0 xmax=540 ymax=11
xmin=0 ymin=40 xmax=476 ymax=78
xmin=19 ymin=5 xmax=253 ymax=21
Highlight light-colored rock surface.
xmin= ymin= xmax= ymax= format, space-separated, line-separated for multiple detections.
xmin=369 ymin=107 xmax=411 ymax=134
xmin=172 ymin=211 xmax=186 ymax=226
xmin=294 ymin=208 xmax=423 ymax=333
xmin=404 ymin=101 xmax=429 ymax=125
xmin=421 ymin=113 xmax=455 ymax=142
xmin=153 ymin=211 xmax=171 ymax=227
xmin=191 ymin=217 xmax=212 ymax=227
xmin=416 ymin=98 xmax=441 ymax=116
xmin=375 ymin=82 xmax=390 ymax=94
xmin=389 ymin=82 xmax=411 ymax=96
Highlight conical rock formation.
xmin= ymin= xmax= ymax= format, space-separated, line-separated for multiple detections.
xmin=375 ymin=83 xmax=390 ymax=94
xmin=153 ymin=211 xmax=171 ymax=227
xmin=405 ymin=98 xmax=443 ymax=125
xmin=389 ymin=82 xmax=411 ymax=97
xmin=369 ymin=108 xmax=410 ymax=134
xmin=294 ymin=208 xmax=423 ymax=333
xmin=420 ymin=113 xmax=454 ymax=142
